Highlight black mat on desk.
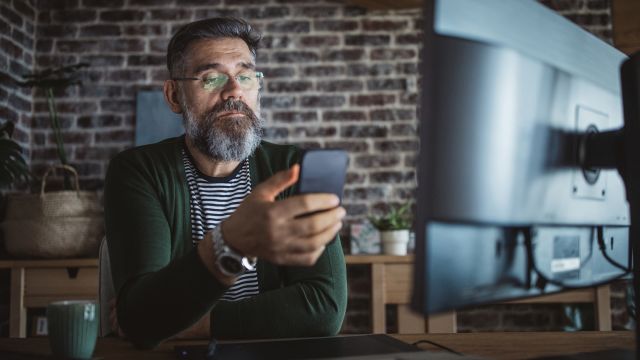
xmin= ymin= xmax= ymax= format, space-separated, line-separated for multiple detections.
xmin=175 ymin=334 xmax=423 ymax=360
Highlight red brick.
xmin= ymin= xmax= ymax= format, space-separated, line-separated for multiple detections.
xmin=272 ymin=111 xmax=318 ymax=123
xmin=127 ymin=55 xmax=165 ymax=66
xmin=95 ymin=130 xmax=134 ymax=143
xmin=341 ymin=125 xmax=388 ymax=138
xmin=322 ymin=49 xmax=364 ymax=62
xmin=370 ymin=48 xmax=416 ymax=60
xmin=51 ymin=9 xmax=97 ymax=22
xmin=369 ymin=171 xmax=415 ymax=184
xmin=267 ymin=81 xmax=313 ymax=93
xmin=101 ymin=39 xmax=145 ymax=53
xmin=367 ymin=79 xmax=407 ymax=91
xmin=56 ymin=40 xmax=100 ymax=53
xmin=149 ymin=9 xmax=193 ymax=21
xmin=261 ymin=35 xmax=291 ymax=49
xmin=13 ymin=0 xmax=35 ymax=19
xmin=317 ymin=80 xmax=363 ymax=92
xmin=374 ymin=140 xmax=418 ymax=152
xmin=260 ymin=67 xmax=296 ymax=78
xmin=322 ymin=111 xmax=367 ymax=122
xmin=347 ymin=63 xmax=395 ymax=77
xmin=298 ymin=35 xmax=340 ymax=47
xmin=326 ymin=141 xmax=369 ymax=152
xmin=293 ymin=126 xmax=337 ymax=137
xmin=272 ymin=51 xmax=319 ymax=63
xmin=243 ymin=6 xmax=290 ymax=19
xmin=123 ymin=24 xmax=166 ymax=36
xmin=362 ymin=20 xmax=409 ymax=32
xmin=83 ymin=0 xmax=125 ymax=6
xmin=1 ymin=6 xmax=23 ymax=27
xmin=300 ymin=95 xmax=346 ymax=108
xmin=313 ymin=20 xmax=358 ymax=32
xmin=294 ymin=6 xmax=338 ymax=18
xmin=100 ymin=10 xmax=146 ymax=22
xmin=302 ymin=65 xmax=345 ymax=77
xmin=79 ymin=25 xmax=121 ymax=37
xmin=263 ymin=127 xmax=289 ymax=139
xmin=345 ymin=35 xmax=390 ymax=46
xmin=266 ymin=20 xmax=310 ymax=33
xmin=350 ymin=94 xmax=396 ymax=107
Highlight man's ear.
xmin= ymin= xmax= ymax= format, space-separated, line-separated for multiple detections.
xmin=163 ymin=80 xmax=183 ymax=114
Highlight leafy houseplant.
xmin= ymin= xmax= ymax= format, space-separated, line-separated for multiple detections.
xmin=369 ymin=202 xmax=413 ymax=231
xmin=18 ymin=63 xmax=89 ymax=189
xmin=0 ymin=121 xmax=31 ymax=189
xmin=369 ymin=202 xmax=413 ymax=255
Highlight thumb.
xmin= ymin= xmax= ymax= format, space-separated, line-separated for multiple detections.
xmin=252 ymin=164 xmax=299 ymax=201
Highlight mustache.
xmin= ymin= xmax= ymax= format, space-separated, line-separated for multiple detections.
xmin=207 ymin=98 xmax=256 ymax=120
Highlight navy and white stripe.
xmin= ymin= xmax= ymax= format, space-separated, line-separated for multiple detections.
xmin=183 ymin=149 xmax=259 ymax=302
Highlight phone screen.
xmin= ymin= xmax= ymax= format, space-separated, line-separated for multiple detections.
xmin=295 ymin=149 xmax=349 ymax=203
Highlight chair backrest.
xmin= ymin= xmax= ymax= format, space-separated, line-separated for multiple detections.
xmin=98 ymin=237 xmax=115 ymax=337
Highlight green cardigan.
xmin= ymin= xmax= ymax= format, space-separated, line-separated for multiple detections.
xmin=104 ymin=137 xmax=347 ymax=349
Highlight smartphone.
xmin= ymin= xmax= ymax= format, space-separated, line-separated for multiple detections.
xmin=295 ymin=149 xmax=349 ymax=204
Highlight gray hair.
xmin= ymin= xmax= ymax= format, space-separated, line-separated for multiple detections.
xmin=167 ymin=17 xmax=262 ymax=77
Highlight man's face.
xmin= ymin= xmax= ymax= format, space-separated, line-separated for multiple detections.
xmin=176 ymin=37 xmax=263 ymax=162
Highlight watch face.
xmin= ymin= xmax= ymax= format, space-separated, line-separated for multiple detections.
xmin=219 ymin=255 xmax=243 ymax=275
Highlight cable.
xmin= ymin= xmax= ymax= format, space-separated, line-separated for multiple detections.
xmin=596 ymin=226 xmax=631 ymax=272
xmin=411 ymin=339 xmax=464 ymax=356
xmin=523 ymin=227 xmax=630 ymax=290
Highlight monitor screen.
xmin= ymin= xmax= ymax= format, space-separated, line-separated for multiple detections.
xmin=412 ymin=0 xmax=631 ymax=315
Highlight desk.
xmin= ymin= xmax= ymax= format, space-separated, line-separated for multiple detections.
xmin=345 ymin=255 xmax=613 ymax=333
xmin=0 ymin=259 xmax=99 ymax=338
xmin=0 ymin=332 xmax=634 ymax=359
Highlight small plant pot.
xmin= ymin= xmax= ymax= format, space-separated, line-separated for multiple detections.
xmin=380 ymin=230 xmax=410 ymax=255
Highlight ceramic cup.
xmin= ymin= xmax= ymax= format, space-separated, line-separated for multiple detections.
xmin=47 ymin=300 xmax=98 ymax=360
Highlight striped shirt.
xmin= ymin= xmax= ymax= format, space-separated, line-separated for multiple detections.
xmin=182 ymin=149 xmax=260 ymax=302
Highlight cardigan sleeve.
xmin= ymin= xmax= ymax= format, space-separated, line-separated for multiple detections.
xmin=210 ymin=235 xmax=348 ymax=339
xmin=104 ymin=151 xmax=229 ymax=349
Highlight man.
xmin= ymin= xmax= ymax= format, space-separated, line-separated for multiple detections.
xmin=104 ymin=17 xmax=347 ymax=349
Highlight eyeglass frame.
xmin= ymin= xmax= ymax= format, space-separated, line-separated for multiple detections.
xmin=171 ymin=71 xmax=264 ymax=92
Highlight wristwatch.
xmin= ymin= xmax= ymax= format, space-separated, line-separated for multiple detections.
xmin=209 ymin=226 xmax=256 ymax=277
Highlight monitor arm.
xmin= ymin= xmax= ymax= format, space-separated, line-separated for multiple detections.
xmin=580 ymin=52 xmax=640 ymax=359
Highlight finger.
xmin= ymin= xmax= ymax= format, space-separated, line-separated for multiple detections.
xmin=277 ymin=193 xmax=340 ymax=219
xmin=287 ymin=221 xmax=342 ymax=253
xmin=289 ymin=206 xmax=346 ymax=237
xmin=252 ymin=164 xmax=299 ymax=201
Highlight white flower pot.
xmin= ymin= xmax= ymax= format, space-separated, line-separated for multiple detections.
xmin=380 ymin=230 xmax=410 ymax=255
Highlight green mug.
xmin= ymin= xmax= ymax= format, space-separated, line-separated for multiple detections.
xmin=47 ymin=300 xmax=98 ymax=359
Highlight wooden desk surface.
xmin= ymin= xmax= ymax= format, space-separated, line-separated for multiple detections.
xmin=0 ymin=332 xmax=633 ymax=359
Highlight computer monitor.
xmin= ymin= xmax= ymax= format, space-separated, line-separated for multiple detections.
xmin=412 ymin=0 xmax=632 ymax=316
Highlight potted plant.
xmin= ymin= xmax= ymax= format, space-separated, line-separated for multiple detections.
xmin=2 ymin=63 xmax=104 ymax=259
xmin=0 ymin=121 xmax=31 ymax=189
xmin=369 ymin=202 xmax=413 ymax=255
xmin=18 ymin=62 xmax=89 ymax=189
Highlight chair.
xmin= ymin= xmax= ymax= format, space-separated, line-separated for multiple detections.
xmin=98 ymin=237 xmax=115 ymax=337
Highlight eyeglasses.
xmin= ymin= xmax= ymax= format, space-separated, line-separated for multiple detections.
xmin=172 ymin=71 xmax=264 ymax=92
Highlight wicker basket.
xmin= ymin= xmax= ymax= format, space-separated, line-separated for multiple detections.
xmin=2 ymin=165 xmax=103 ymax=258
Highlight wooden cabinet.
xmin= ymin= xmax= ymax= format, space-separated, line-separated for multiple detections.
xmin=0 ymin=259 xmax=99 ymax=338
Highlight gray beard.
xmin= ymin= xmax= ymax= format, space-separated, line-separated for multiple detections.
xmin=182 ymin=98 xmax=264 ymax=162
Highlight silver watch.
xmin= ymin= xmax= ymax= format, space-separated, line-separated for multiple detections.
xmin=209 ymin=226 xmax=256 ymax=277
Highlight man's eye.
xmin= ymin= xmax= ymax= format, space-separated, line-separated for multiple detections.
xmin=237 ymin=75 xmax=252 ymax=83
xmin=203 ymin=76 xmax=227 ymax=88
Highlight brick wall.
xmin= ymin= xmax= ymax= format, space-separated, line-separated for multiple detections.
xmin=0 ymin=0 xmax=36 ymax=157
xmin=1 ymin=0 xmax=630 ymax=335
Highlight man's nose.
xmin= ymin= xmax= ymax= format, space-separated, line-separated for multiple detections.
xmin=220 ymin=76 xmax=244 ymax=101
